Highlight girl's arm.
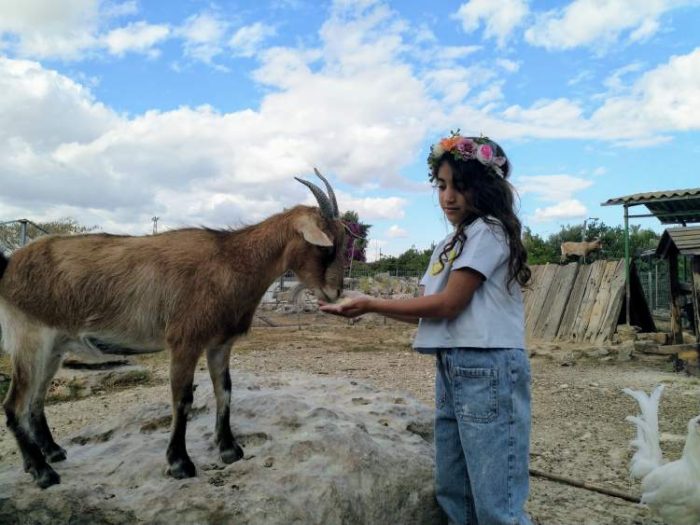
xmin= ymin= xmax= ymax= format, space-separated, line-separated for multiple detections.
xmin=379 ymin=286 xmax=425 ymax=325
xmin=320 ymin=268 xmax=483 ymax=320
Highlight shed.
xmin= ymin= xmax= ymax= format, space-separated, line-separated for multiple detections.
xmin=656 ymin=226 xmax=700 ymax=345
xmin=601 ymin=187 xmax=700 ymax=325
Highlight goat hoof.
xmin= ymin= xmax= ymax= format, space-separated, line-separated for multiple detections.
xmin=167 ymin=459 xmax=196 ymax=479
xmin=46 ymin=446 xmax=67 ymax=463
xmin=33 ymin=466 xmax=61 ymax=489
xmin=220 ymin=444 xmax=244 ymax=464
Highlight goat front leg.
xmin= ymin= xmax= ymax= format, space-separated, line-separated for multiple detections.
xmin=166 ymin=345 xmax=201 ymax=479
xmin=206 ymin=345 xmax=243 ymax=464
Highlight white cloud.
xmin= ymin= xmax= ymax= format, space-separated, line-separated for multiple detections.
xmin=524 ymin=0 xmax=691 ymax=51
xmin=365 ymin=238 xmax=386 ymax=262
xmin=490 ymin=47 xmax=700 ymax=142
xmin=339 ymin=196 xmax=407 ymax=220
xmin=104 ymin=21 xmax=170 ymax=57
xmin=518 ymin=174 xmax=592 ymax=223
xmin=2 ymin=0 xmax=699 ymax=237
xmin=453 ymin=0 xmax=529 ymax=48
xmin=496 ymin=58 xmax=520 ymax=73
xmin=423 ymin=64 xmax=498 ymax=106
xmin=0 ymin=4 xmax=417 ymax=231
xmin=228 ymin=22 xmax=275 ymax=58
xmin=0 ymin=0 xmax=100 ymax=59
xmin=591 ymin=48 xmax=700 ymax=136
xmin=533 ymin=199 xmax=587 ymax=222
xmin=603 ymin=61 xmax=645 ymax=92
xmin=518 ymin=175 xmax=593 ymax=201
xmin=0 ymin=0 xmax=142 ymax=59
xmin=177 ymin=12 xmax=228 ymax=65
xmin=387 ymin=225 xmax=408 ymax=238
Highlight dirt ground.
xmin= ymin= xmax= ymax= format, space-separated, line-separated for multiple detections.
xmin=1 ymin=312 xmax=699 ymax=525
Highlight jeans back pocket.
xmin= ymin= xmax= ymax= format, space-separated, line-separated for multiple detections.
xmin=453 ymin=367 xmax=498 ymax=423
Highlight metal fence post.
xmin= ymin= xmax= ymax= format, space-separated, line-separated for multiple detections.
xmin=19 ymin=220 xmax=28 ymax=246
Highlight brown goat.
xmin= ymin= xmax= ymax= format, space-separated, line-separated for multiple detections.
xmin=560 ymin=238 xmax=602 ymax=263
xmin=0 ymin=171 xmax=346 ymax=488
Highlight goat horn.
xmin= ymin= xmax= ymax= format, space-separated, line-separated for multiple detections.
xmin=295 ymin=177 xmax=335 ymax=219
xmin=313 ymin=168 xmax=339 ymax=218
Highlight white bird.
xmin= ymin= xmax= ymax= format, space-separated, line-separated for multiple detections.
xmin=623 ymin=385 xmax=700 ymax=525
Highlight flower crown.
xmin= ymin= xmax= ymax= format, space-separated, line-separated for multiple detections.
xmin=428 ymin=131 xmax=508 ymax=178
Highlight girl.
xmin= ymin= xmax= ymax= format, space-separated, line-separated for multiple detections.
xmin=320 ymin=133 xmax=532 ymax=525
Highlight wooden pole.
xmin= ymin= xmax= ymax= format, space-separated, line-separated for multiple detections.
xmin=692 ymin=257 xmax=700 ymax=343
xmin=669 ymin=251 xmax=684 ymax=344
xmin=624 ymin=205 xmax=631 ymax=325
xmin=529 ymin=468 xmax=639 ymax=503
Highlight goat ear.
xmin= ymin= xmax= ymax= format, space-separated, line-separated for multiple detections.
xmin=295 ymin=215 xmax=334 ymax=247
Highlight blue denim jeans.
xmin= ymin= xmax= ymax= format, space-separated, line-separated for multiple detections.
xmin=434 ymin=348 xmax=532 ymax=525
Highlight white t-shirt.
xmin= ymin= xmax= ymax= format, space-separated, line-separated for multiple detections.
xmin=413 ymin=217 xmax=525 ymax=351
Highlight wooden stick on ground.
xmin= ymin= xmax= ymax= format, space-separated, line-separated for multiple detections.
xmin=255 ymin=314 xmax=278 ymax=327
xmin=529 ymin=468 xmax=640 ymax=503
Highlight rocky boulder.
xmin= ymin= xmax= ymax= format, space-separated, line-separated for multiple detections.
xmin=0 ymin=370 xmax=442 ymax=525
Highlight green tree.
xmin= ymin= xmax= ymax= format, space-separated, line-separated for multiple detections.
xmin=523 ymin=221 xmax=660 ymax=265
xmin=522 ymin=227 xmax=557 ymax=265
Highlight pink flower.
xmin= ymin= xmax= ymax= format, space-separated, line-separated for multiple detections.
xmin=455 ymin=138 xmax=476 ymax=157
xmin=476 ymin=143 xmax=493 ymax=163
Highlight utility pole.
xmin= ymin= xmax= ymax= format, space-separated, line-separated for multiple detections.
xmin=581 ymin=217 xmax=599 ymax=263
xmin=152 ymin=216 xmax=159 ymax=235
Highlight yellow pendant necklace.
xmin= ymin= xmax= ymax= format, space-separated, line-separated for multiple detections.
xmin=430 ymin=248 xmax=458 ymax=276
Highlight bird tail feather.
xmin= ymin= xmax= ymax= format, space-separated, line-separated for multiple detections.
xmin=623 ymin=385 xmax=665 ymax=479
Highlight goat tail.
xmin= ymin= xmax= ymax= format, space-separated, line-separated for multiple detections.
xmin=623 ymin=385 xmax=665 ymax=479
xmin=0 ymin=251 xmax=7 ymax=280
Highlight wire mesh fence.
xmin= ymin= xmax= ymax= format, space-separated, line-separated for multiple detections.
xmin=637 ymin=258 xmax=671 ymax=316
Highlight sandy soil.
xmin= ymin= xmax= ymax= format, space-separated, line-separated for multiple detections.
xmin=1 ymin=312 xmax=699 ymax=525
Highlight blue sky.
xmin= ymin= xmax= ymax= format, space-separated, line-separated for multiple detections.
xmin=1 ymin=0 xmax=699 ymax=260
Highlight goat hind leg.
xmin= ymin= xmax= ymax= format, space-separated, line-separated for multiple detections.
xmin=3 ymin=358 xmax=60 ymax=488
xmin=207 ymin=345 xmax=243 ymax=464
xmin=29 ymin=350 xmax=67 ymax=462
xmin=166 ymin=345 xmax=201 ymax=479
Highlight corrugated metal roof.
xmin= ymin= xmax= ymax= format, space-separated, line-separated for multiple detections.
xmin=656 ymin=226 xmax=700 ymax=257
xmin=601 ymin=187 xmax=700 ymax=225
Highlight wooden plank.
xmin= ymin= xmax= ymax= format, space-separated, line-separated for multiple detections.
xmin=678 ymin=350 xmax=700 ymax=361
xmin=584 ymin=260 xmax=619 ymax=342
xmin=591 ymin=260 xmax=626 ymax=343
xmin=640 ymin=345 xmax=685 ymax=356
xmin=557 ymin=264 xmax=592 ymax=341
xmin=525 ymin=264 xmax=558 ymax=339
xmin=569 ymin=261 xmax=607 ymax=342
xmin=524 ymin=264 xmax=547 ymax=319
xmin=597 ymin=259 xmax=627 ymax=342
xmin=532 ymin=266 xmax=566 ymax=339
xmin=664 ymin=343 xmax=700 ymax=353
xmin=523 ymin=265 xmax=543 ymax=323
xmin=539 ymin=264 xmax=579 ymax=341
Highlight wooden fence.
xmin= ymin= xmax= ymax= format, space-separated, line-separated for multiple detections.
xmin=524 ymin=259 xmax=654 ymax=343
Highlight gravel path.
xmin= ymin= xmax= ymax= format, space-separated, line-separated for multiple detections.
xmin=2 ymin=313 xmax=699 ymax=524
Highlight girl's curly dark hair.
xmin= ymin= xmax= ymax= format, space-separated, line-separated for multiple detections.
xmin=430 ymin=145 xmax=531 ymax=288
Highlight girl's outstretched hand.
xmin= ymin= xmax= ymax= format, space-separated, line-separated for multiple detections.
xmin=319 ymin=295 xmax=372 ymax=318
